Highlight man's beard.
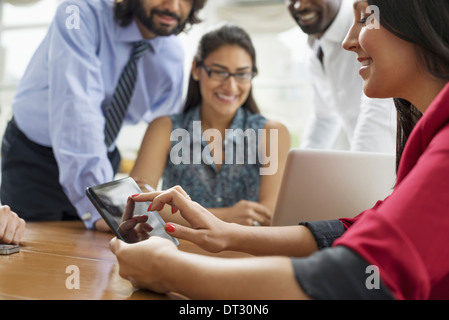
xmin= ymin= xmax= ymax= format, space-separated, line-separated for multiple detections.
xmin=292 ymin=16 xmax=323 ymax=35
xmin=134 ymin=4 xmax=185 ymax=36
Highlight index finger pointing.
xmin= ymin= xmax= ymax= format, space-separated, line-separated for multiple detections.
xmin=121 ymin=197 xmax=136 ymax=222
xmin=150 ymin=188 xmax=188 ymax=212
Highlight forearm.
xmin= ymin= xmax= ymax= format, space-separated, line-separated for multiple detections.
xmin=130 ymin=117 xmax=172 ymax=190
xmin=48 ymin=2 xmax=108 ymax=228
xmin=225 ymin=224 xmax=318 ymax=257
xmin=161 ymin=251 xmax=310 ymax=300
xmin=207 ymin=201 xmax=272 ymax=226
xmin=54 ymin=126 xmax=112 ymax=229
xmin=134 ymin=190 xmax=318 ymax=257
xmin=207 ymin=207 xmax=230 ymax=221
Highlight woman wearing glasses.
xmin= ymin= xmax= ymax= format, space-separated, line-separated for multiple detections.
xmin=130 ymin=24 xmax=290 ymax=226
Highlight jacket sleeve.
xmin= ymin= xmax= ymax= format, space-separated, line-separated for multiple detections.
xmin=299 ymin=220 xmax=345 ymax=250
xmin=292 ymin=246 xmax=394 ymax=300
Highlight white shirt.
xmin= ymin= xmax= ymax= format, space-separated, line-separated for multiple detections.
xmin=300 ymin=0 xmax=397 ymax=153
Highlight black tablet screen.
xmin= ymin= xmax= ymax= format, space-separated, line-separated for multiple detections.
xmin=86 ymin=177 xmax=178 ymax=245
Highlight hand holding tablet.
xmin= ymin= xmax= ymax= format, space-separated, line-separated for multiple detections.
xmin=86 ymin=177 xmax=179 ymax=246
xmin=117 ymin=197 xmax=153 ymax=243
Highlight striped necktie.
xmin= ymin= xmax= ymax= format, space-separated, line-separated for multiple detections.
xmin=104 ymin=41 xmax=152 ymax=148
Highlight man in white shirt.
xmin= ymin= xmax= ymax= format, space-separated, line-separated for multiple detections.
xmin=287 ymin=0 xmax=396 ymax=152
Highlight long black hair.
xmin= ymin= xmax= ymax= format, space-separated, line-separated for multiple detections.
xmin=114 ymin=0 xmax=207 ymax=33
xmin=368 ymin=0 xmax=449 ymax=170
xmin=184 ymin=24 xmax=260 ymax=114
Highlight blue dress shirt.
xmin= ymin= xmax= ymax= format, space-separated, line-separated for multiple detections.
xmin=11 ymin=0 xmax=184 ymax=228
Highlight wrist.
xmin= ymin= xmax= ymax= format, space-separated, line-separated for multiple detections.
xmin=223 ymin=222 xmax=247 ymax=252
xmin=158 ymin=247 xmax=203 ymax=295
xmin=94 ymin=218 xmax=111 ymax=233
xmin=208 ymin=207 xmax=228 ymax=222
xmin=150 ymin=241 xmax=180 ymax=293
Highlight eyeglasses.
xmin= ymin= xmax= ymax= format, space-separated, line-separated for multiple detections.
xmin=199 ymin=63 xmax=256 ymax=83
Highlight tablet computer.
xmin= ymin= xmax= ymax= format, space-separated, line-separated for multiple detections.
xmin=86 ymin=177 xmax=179 ymax=246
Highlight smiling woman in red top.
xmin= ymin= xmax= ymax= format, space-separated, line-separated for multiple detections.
xmin=110 ymin=0 xmax=449 ymax=300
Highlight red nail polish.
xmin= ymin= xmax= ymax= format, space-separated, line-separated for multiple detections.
xmin=165 ymin=223 xmax=176 ymax=233
xmin=131 ymin=194 xmax=140 ymax=197
xmin=147 ymin=203 xmax=152 ymax=212
xmin=171 ymin=206 xmax=177 ymax=214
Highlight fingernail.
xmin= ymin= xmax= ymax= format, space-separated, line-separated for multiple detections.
xmin=171 ymin=206 xmax=177 ymax=214
xmin=131 ymin=194 xmax=140 ymax=198
xmin=147 ymin=203 xmax=152 ymax=212
xmin=165 ymin=223 xmax=176 ymax=233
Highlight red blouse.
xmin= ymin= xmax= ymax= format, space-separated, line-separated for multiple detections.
xmin=335 ymin=83 xmax=449 ymax=300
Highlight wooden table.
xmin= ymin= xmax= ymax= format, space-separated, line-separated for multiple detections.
xmin=0 ymin=221 xmax=251 ymax=300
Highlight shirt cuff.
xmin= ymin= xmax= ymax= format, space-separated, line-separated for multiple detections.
xmin=291 ymin=246 xmax=395 ymax=300
xmin=76 ymin=196 xmax=102 ymax=230
xmin=299 ymin=220 xmax=345 ymax=249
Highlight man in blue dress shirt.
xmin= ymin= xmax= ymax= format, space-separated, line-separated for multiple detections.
xmin=0 ymin=0 xmax=206 ymax=231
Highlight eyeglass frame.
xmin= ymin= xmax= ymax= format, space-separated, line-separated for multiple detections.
xmin=198 ymin=62 xmax=257 ymax=83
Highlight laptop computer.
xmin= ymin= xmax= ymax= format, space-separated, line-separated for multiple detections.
xmin=271 ymin=149 xmax=396 ymax=226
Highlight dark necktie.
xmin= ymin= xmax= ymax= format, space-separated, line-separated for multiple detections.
xmin=104 ymin=41 xmax=152 ymax=148
xmin=317 ymin=45 xmax=324 ymax=67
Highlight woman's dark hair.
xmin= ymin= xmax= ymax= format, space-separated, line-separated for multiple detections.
xmin=114 ymin=0 xmax=207 ymax=32
xmin=368 ymin=0 xmax=449 ymax=170
xmin=184 ymin=24 xmax=260 ymax=114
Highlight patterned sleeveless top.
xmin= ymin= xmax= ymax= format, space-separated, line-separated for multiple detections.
xmin=162 ymin=106 xmax=268 ymax=208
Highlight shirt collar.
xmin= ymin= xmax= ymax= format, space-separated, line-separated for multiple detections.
xmin=115 ymin=19 xmax=162 ymax=53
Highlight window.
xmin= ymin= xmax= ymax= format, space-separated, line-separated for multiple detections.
xmin=0 ymin=0 xmax=60 ymax=136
